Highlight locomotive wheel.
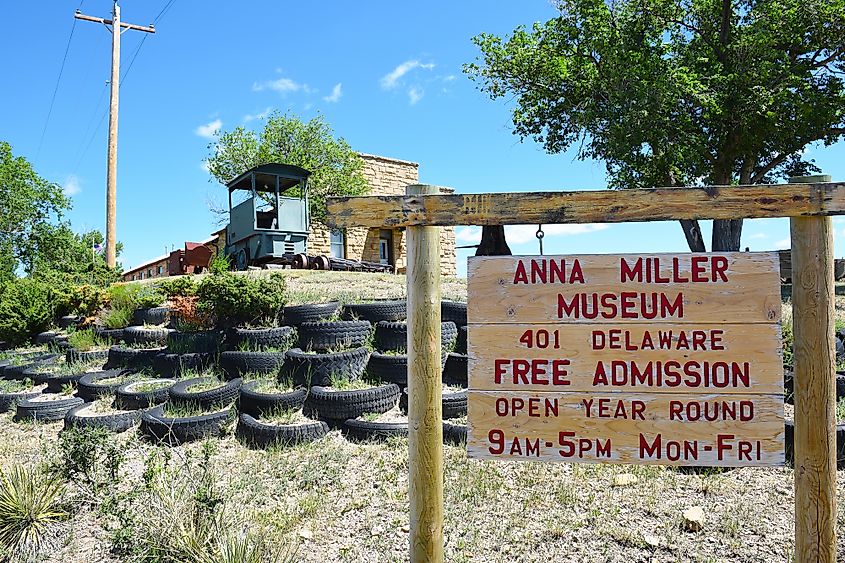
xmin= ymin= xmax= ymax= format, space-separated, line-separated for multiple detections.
xmin=313 ymin=256 xmax=331 ymax=270
xmin=293 ymin=253 xmax=309 ymax=269
xmin=234 ymin=249 xmax=249 ymax=271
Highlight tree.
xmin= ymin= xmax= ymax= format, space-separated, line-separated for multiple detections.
xmin=26 ymin=224 xmax=121 ymax=287
xmin=0 ymin=141 xmax=69 ymax=280
xmin=205 ymin=113 xmax=369 ymax=223
xmin=465 ymin=0 xmax=845 ymax=251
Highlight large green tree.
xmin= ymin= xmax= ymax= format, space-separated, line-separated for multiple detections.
xmin=205 ymin=113 xmax=369 ymax=223
xmin=465 ymin=0 xmax=845 ymax=251
xmin=0 ymin=141 xmax=69 ymax=280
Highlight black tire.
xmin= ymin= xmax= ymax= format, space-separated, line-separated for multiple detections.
xmin=373 ymin=321 xmax=457 ymax=352
xmin=105 ymin=346 xmax=164 ymax=370
xmin=77 ymin=370 xmax=135 ymax=401
xmin=168 ymin=377 xmax=241 ymax=409
xmin=342 ymin=418 xmax=408 ymax=442
xmin=152 ymin=352 xmax=215 ymax=378
xmin=282 ymin=302 xmax=340 ymax=325
xmin=45 ymin=372 xmax=87 ymax=393
xmin=123 ymin=326 xmax=172 ymax=346
xmin=443 ymin=353 xmax=468 ymax=387
xmin=35 ymin=331 xmax=58 ymax=345
xmin=341 ymin=300 xmax=407 ymax=323
xmin=784 ymin=418 xmax=845 ymax=469
xmin=304 ymin=383 xmax=400 ymax=421
xmin=366 ymin=352 xmax=408 ymax=386
xmin=239 ymin=381 xmax=306 ymax=417
xmin=441 ymin=300 xmax=467 ymax=326
xmin=140 ymin=404 xmax=233 ymax=445
xmin=132 ymin=307 xmax=169 ymax=326
xmin=398 ymin=387 xmax=467 ymax=419
xmin=230 ymin=326 xmax=296 ymax=351
xmin=63 ymin=403 xmax=141 ymax=433
xmin=58 ymin=315 xmax=82 ymax=329
xmin=167 ymin=331 xmax=220 ymax=354
xmin=443 ymin=422 xmax=467 ymax=446
xmin=93 ymin=328 xmax=124 ymax=343
xmin=65 ymin=348 xmax=109 ymax=364
xmin=285 ymin=347 xmax=370 ymax=387
xmin=0 ymin=391 xmax=41 ymax=413
xmin=3 ymin=355 xmax=60 ymax=381
xmin=455 ymin=326 xmax=468 ymax=354
xmin=219 ymin=351 xmax=286 ymax=380
xmin=236 ymin=413 xmax=328 ymax=449
xmin=115 ymin=379 xmax=176 ymax=409
xmin=297 ymin=321 xmax=372 ymax=351
xmin=15 ymin=396 xmax=84 ymax=422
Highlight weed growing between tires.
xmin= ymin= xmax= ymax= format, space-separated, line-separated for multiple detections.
xmin=328 ymin=373 xmax=377 ymax=391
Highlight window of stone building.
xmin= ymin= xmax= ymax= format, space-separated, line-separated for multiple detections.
xmin=330 ymin=229 xmax=345 ymax=259
xmin=157 ymin=265 xmax=163 ymax=275
xmin=379 ymin=229 xmax=392 ymax=265
xmin=147 ymin=268 xmax=152 ymax=278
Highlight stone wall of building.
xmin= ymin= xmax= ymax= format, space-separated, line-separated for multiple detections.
xmin=308 ymin=153 xmax=456 ymax=276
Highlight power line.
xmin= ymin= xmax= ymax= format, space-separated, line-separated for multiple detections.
xmin=154 ymin=0 xmax=177 ymax=24
xmin=119 ymin=33 xmax=149 ymax=86
xmin=35 ymin=1 xmax=86 ymax=162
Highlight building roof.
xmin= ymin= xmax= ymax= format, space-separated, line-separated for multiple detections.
xmin=124 ymin=254 xmax=169 ymax=276
xmin=226 ymin=163 xmax=312 ymax=192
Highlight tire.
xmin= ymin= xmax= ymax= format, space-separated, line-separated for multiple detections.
xmin=282 ymin=302 xmax=340 ymax=325
xmin=140 ymin=404 xmax=233 ymax=445
xmin=455 ymin=326 xmax=468 ymax=354
xmin=398 ymin=387 xmax=467 ymax=419
xmin=35 ymin=331 xmax=58 ymax=345
xmin=19 ymin=366 xmax=55 ymax=386
xmin=0 ymin=391 xmax=41 ymax=413
xmin=297 ymin=321 xmax=372 ymax=352
xmin=132 ymin=307 xmax=169 ymax=326
xmin=441 ymin=300 xmax=467 ymax=326
xmin=239 ymin=381 xmax=306 ymax=417
xmin=219 ymin=351 xmax=286 ymax=380
xmin=304 ymin=383 xmax=400 ymax=421
xmin=784 ymin=418 xmax=845 ymax=469
xmin=230 ymin=326 xmax=296 ymax=351
xmin=15 ymin=396 xmax=84 ymax=422
xmin=63 ymin=403 xmax=141 ymax=433
xmin=366 ymin=353 xmax=408 ymax=386
xmin=373 ymin=321 xmax=457 ymax=352
xmin=58 ymin=315 xmax=82 ymax=329
xmin=65 ymin=348 xmax=109 ymax=364
xmin=45 ymin=372 xmax=87 ymax=393
xmin=77 ymin=370 xmax=135 ymax=401
xmin=342 ymin=418 xmax=408 ymax=443
xmin=443 ymin=353 xmax=468 ymax=387
xmin=285 ymin=347 xmax=370 ymax=387
xmin=104 ymin=346 xmax=164 ymax=370
xmin=93 ymin=328 xmax=124 ymax=343
xmin=168 ymin=377 xmax=241 ymax=409
xmin=124 ymin=326 xmax=172 ymax=346
xmin=3 ymin=355 xmax=60 ymax=381
xmin=341 ymin=300 xmax=406 ymax=323
xmin=115 ymin=379 xmax=176 ymax=409
xmin=167 ymin=331 xmax=220 ymax=354
xmin=152 ymin=352 xmax=214 ymax=378
xmin=236 ymin=413 xmax=328 ymax=449
xmin=443 ymin=422 xmax=467 ymax=446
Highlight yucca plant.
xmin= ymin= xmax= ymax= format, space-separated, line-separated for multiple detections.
xmin=0 ymin=465 xmax=66 ymax=555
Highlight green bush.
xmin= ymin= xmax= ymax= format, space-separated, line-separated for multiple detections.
xmin=156 ymin=276 xmax=197 ymax=299
xmin=196 ymin=273 xmax=286 ymax=328
xmin=0 ymin=278 xmax=56 ymax=346
xmin=99 ymin=283 xmax=164 ymax=329
xmin=57 ymin=284 xmax=104 ymax=318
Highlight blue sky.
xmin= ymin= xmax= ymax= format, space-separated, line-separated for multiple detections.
xmin=3 ymin=0 xmax=845 ymax=278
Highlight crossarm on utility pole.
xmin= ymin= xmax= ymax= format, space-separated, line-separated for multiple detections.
xmin=74 ymin=12 xmax=156 ymax=34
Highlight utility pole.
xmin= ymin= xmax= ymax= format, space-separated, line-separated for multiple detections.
xmin=75 ymin=3 xmax=155 ymax=268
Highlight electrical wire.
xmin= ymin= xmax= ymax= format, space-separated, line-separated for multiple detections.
xmin=35 ymin=1 xmax=85 ymax=162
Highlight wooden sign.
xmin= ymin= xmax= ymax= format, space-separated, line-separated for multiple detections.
xmin=467 ymin=252 xmax=784 ymax=467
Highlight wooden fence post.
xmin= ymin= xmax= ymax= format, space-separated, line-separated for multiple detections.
xmin=406 ymin=184 xmax=444 ymax=562
xmin=791 ymin=215 xmax=836 ymax=563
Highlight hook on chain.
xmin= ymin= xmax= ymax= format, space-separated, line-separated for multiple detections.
xmin=536 ymin=224 xmax=545 ymax=255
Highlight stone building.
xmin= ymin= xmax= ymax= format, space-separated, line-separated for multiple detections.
xmin=307 ymin=153 xmax=456 ymax=275
xmin=122 ymin=153 xmax=456 ymax=280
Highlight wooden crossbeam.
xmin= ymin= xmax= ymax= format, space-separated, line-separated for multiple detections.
xmin=325 ymin=182 xmax=845 ymax=228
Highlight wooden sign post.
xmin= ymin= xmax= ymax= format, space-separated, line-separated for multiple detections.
xmin=326 ymin=181 xmax=843 ymax=563
xmin=467 ymin=253 xmax=784 ymax=466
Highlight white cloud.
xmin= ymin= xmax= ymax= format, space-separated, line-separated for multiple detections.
xmin=252 ymin=77 xmax=312 ymax=94
xmin=380 ymin=60 xmax=434 ymax=89
xmin=323 ymin=83 xmax=342 ymax=103
xmin=504 ymin=223 xmax=609 ymax=244
xmin=746 ymin=232 xmax=767 ymax=240
xmin=443 ymin=74 xmax=456 ymax=82
xmin=775 ymin=237 xmax=791 ymax=249
xmin=62 ymin=174 xmax=81 ymax=196
xmin=200 ymin=161 xmax=210 ymax=173
xmin=243 ymin=107 xmax=273 ymax=123
xmin=455 ymin=226 xmax=481 ymax=243
xmin=408 ymin=86 xmax=423 ymax=105
xmin=195 ymin=119 xmax=222 ymax=139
